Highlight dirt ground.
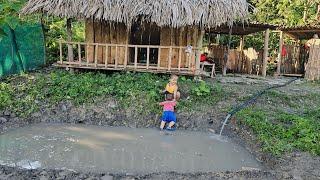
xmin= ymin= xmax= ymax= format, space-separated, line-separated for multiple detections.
xmin=0 ymin=74 xmax=319 ymax=180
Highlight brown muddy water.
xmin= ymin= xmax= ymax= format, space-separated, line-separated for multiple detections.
xmin=0 ymin=123 xmax=261 ymax=174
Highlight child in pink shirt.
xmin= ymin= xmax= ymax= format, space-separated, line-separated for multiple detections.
xmin=159 ymin=93 xmax=177 ymax=130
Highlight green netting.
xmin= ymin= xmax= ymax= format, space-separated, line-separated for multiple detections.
xmin=0 ymin=24 xmax=45 ymax=78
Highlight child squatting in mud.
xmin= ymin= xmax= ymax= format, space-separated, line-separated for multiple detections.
xmin=159 ymin=93 xmax=177 ymax=131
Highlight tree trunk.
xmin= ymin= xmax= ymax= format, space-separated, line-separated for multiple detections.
xmin=277 ymin=31 xmax=284 ymax=75
xmin=67 ymin=18 xmax=74 ymax=62
xmin=262 ymin=29 xmax=270 ymax=77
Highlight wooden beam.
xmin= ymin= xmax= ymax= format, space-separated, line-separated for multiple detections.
xmin=262 ymin=29 xmax=270 ymax=77
xmin=277 ymin=31 xmax=284 ymax=75
xmin=66 ymin=18 xmax=74 ymax=62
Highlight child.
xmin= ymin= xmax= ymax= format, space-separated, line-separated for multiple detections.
xmin=163 ymin=74 xmax=180 ymax=101
xmin=159 ymin=93 xmax=177 ymax=131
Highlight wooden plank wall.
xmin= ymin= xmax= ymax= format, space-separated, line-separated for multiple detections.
xmin=85 ymin=20 xmax=128 ymax=65
xmin=86 ymin=20 xmax=200 ymax=69
xmin=85 ymin=20 xmax=95 ymax=63
xmin=159 ymin=26 xmax=200 ymax=69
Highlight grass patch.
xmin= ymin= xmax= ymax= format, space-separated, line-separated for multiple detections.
xmin=237 ymin=108 xmax=320 ymax=156
xmin=0 ymin=70 xmax=226 ymax=117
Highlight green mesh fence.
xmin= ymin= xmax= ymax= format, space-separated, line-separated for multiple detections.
xmin=0 ymin=24 xmax=45 ymax=78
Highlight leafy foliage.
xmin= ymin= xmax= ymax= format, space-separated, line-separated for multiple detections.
xmin=0 ymin=82 xmax=13 ymax=109
xmin=0 ymin=71 xmax=224 ymax=117
xmin=250 ymin=0 xmax=320 ymax=26
xmin=237 ymin=107 xmax=320 ymax=156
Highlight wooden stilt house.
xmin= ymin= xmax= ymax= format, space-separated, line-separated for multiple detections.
xmin=22 ymin=0 xmax=250 ymax=76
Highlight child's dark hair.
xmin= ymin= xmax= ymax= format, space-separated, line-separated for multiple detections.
xmin=165 ymin=93 xmax=174 ymax=101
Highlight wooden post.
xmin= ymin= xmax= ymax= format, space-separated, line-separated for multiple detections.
xmin=157 ymin=48 xmax=161 ymax=70
xmin=168 ymin=47 xmax=172 ymax=71
xmin=66 ymin=18 xmax=74 ymax=62
xmin=178 ymin=47 xmax=182 ymax=71
xmin=115 ymin=45 xmax=118 ymax=68
xmin=223 ymin=28 xmax=232 ymax=76
xmin=94 ymin=44 xmax=98 ymax=67
xmin=78 ymin=43 xmax=81 ymax=65
xmin=134 ymin=46 xmax=138 ymax=70
xmin=147 ymin=47 xmax=150 ymax=69
xmin=59 ymin=40 xmax=63 ymax=63
xmin=239 ymin=35 xmax=245 ymax=72
xmin=262 ymin=29 xmax=270 ymax=77
xmin=105 ymin=45 xmax=108 ymax=68
xmin=124 ymin=44 xmax=128 ymax=68
xmin=196 ymin=29 xmax=205 ymax=75
xmin=277 ymin=31 xmax=284 ymax=75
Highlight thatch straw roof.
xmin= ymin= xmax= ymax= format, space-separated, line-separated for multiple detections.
xmin=21 ymin=0 xmax=250 ymax=28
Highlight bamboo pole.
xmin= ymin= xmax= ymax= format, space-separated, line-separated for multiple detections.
xmin=277 ymin=31 xmax=284 ymax=75
xmin=262 ymin=29 xmax=270 ymax=77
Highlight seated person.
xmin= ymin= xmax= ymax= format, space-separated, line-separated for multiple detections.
xmin=200 ymin=53 xmax=214 ymax=64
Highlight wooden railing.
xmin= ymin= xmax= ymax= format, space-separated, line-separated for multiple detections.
xmin=58 ymin=41 xmax=200 ymax=75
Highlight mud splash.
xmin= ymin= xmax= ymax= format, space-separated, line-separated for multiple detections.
xmin=0 ymin=123 xmax=261 ymax=173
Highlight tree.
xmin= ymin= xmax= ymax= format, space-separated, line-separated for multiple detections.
xmin=250 ymin=0 xmax=319 ymax=26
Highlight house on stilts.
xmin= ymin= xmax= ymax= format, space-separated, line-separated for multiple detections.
xmin=21 ymin=0 xmax=250 ymax=76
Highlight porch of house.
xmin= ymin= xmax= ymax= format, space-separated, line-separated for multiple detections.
xmin=56 ymin=41 xmax=202 ymax=76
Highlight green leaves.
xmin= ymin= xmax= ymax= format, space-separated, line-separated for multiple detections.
xmin=251 ymin=0 xmax=319 ymax=26
xmin=238 ymin=108 xmax=320 ymax=156
xmin=192 ymin=81 xmax=211 ymax=97
xmin=0 ymin=0 xmax=28 ymax=30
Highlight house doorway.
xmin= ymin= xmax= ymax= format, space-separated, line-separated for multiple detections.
xmin=129 ymin=22 xmax=160 ymax=65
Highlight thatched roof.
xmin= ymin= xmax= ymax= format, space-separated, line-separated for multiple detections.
xmin=21 ymin=0 xmax=250 ymax=28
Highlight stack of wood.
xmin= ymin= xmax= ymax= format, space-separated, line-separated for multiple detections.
xmin=305 ymin=45 xmax=320 ymax=81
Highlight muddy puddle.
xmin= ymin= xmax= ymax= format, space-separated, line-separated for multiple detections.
xmin=0 ymin=123 xmax=261 ymax=173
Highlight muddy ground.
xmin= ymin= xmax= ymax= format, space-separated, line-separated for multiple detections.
xmin=0 ymin=74 xmax=319 ymax=180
